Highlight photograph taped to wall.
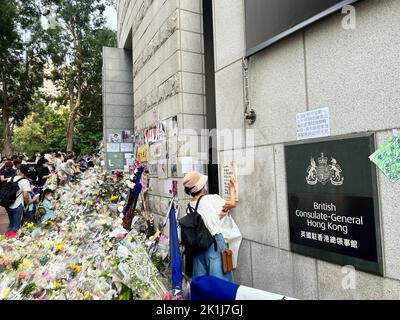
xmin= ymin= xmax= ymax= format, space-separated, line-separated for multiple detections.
xmin=149 ymin=161 xmax=158 ymax=177
xmin=158 ymin=159 xmax=168 ymax=179
xmin=122 ymin=130 xmax=133 ymax=143
xmin=109 ymin=133 xmax=122 ymax=143
xmin=169 ymin=155 xmax=178 ymax=177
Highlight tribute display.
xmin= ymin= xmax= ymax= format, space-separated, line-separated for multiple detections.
xmin=245 ymin=0 xmax=360 ymax=56
xmin=285 ymin=135 xmax=383 ymax=275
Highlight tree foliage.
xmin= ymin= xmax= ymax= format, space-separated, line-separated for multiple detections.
xmin=0 ymin=0 xmax=47 ymax=156
xmin=42 ymin=0 xmax=116 ymax=152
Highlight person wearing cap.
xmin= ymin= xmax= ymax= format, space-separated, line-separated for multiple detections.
xmin=5 ymin=164 xmax=32 ymax=238
xmin=182 ymin=171 xmax=241 ymax=283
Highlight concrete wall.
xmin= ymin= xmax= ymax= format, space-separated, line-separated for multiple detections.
xmin=102 ymin=47 xmax=134 ymax=171
xmin=117 ymin=0 xmax=207 ymax=222
xmin=213 ymin=0 xmax=400 ymax=299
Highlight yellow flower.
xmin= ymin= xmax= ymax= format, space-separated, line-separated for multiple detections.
xmin=21 ymin=259 xmax=33 ymax=270
xmin=88 ymin=200 xmax=94 ymax=206
xmin=69 ymin=264 xmax=82 ymax=273
xmin=111 ymin=195 xmax=118 ymax=202
xmin=55 ymin=243 xmax=65 ymax=253
xmin=53 ymin=281 xmax=61 ymax=289
xmin=1 ymin=287 xmax=10 ymax=299
xmin=83 ymin=291 xmax=91 ymax=300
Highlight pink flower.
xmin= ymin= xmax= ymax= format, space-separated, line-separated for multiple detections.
xmin=116 ymin=233 xmax=125 ymax=239
xmin=176 ymin=295 xmax=183 ymax=300
xmin=7 ymin=245 xmax=13 ymax=252
xmin=18 ymin=271 xmax=27 ymax=280
xmin=162 ymin=292 xmax=172 ymax=300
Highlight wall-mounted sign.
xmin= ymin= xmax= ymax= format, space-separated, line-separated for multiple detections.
xmin=296 ymin=108 xmax=330 ymax=140
xmin=285 ymin=135 xmax=383 ymax=275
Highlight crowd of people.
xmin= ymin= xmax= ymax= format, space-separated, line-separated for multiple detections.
xmin=0 ymin=150 xmax=98 ymax=239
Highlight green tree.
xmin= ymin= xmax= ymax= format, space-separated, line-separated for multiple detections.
xmin=43 ymin=0 xmax=116 ymax=152
xmin=0 ymin=0 xmax=47 ymax=156
xmin=13 ymin=103 xmax=68 ymax=156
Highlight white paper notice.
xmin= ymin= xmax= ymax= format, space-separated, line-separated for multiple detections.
xmin=222 ymin=161 xmax=238 ymax=201
xmin=124 ymin=153 xmax=134 ymax=159
xmin=121 ymin=143 xmax=134 ymax=152
xmin=164 ymin=180 xmax=173 ymax=195
xmin=180 ymin=157 xmax=193 ymax=174
xmin=107 ymin=143 xmax=120 ymax=152
xmin=296 ymin=108 xmax=330 ymax=140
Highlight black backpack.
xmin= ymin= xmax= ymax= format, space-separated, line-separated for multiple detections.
xmin=179 ymin=195 xmax=217 ymax=255
xmin=0 ymin=177 xmax=25 ymax=208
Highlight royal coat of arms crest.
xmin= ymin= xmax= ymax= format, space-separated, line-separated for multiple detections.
xmin=306 ymin=153 xmax=344 ymax=186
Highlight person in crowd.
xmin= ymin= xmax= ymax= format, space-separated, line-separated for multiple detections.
xmin=182 ymin=171 xmax=240 ymax=283
xmin=13 ymin=158 xmax=22 ymax=171
xmin=58 ymin=159 xmax=75 ymax=184
xmin=22 ymin=179 xmax=40 ymax=224
xmin=54 ymin=152 xmax=63 ymax=173
xmin=4 ymin=164 xmax=31 ymax=238
xmin=19 ymin=154 xmax=28 ymax=165
xmin=42 ymin=188 xmax=57 ymax=222
xmin=35 ymin=157 xmax=51 ymax=189
xmin=33 ymin=151 xmax=41 ymax=163
xmin=0 ymin=160 xmax=17 ymax=183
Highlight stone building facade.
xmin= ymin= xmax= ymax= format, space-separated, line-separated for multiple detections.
xmin=107 ymin=0 xmax=400 ymax=299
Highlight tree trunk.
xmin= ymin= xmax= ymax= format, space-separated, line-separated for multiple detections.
xmin=2 ymin=108 xmax=12 ymax=158
xmin=66 ymin=107 xmax=77 ymax=152
xmin=66 ymin=93 xmax=81 ymax=152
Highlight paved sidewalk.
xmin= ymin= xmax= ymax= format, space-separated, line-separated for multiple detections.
xmin=0 ymin=207 xmax=8 ymax=235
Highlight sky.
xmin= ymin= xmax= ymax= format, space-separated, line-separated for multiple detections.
xmin=105 ymin=5 xmax=117 ymax=31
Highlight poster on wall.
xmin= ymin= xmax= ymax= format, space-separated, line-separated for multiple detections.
xmin=222 ymin=161 xmax=238 ymax=201
xmin=169 ymin=155 xmax=178 ymax=178
xmin=285 ymin=134 xmax=383 ymax=275
xmin=369 ymin=134 xmax=400 ymax=182
xmin=109 ymin=133 xmax=122 ymax=143
xmin=121 ymin=143 xmax=134 ymax=153
xmin=158 ymin=120 xmax=167 ymax=141
xmin=180 ymin=157 xmax=193 ymax=174
xmin=158 ymin=159 xmax=168 ymax=179
xmin=107 ymin=143 xmax=120 ymax=153
xmin=137 ymin=144 xmax=149 ymax=163
xmin=149 ymin=161 xmax=158 ymax=177
xmin=122 ymin=130 xmax=133 ymax=143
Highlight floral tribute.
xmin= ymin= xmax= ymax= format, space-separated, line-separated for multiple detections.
xmin=0 ymin=166 xmax=170 ymax=300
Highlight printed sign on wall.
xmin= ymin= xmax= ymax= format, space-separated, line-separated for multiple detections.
xmin=296 ymin=108 xmax=330 ymax=140
xmin=285 ymin=135 xmax=383 ymax=275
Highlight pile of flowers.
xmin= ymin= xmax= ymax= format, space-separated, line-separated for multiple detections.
xmin=0 ymin=168 xmax=170 ymax=300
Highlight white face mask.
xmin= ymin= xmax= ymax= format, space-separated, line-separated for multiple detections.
xmin=46 ymin=196 xmax=53 ymax=201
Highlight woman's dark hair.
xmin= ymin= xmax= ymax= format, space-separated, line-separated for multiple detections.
xmin=43 ymin=188 xmax=53 ymax=196
xmin=13 ymin=159 xmax=22 ymax=168
xmin=4 ymin=161 xmax=13 ymax=169
xmin=37 ymin=157 xmax=49 ymax=166
xmin=184 ymin=186 xmax=203 ymax=197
